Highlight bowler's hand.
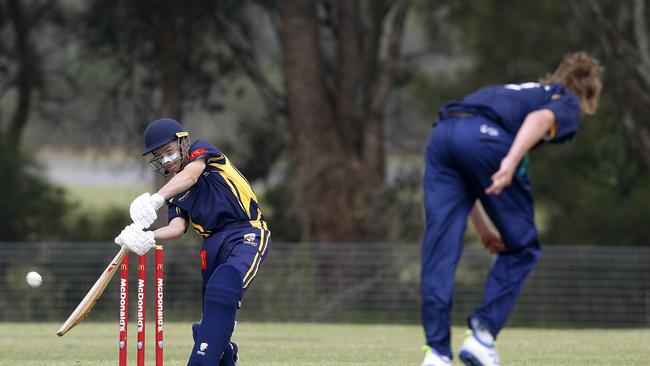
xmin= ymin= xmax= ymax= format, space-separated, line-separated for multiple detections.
xmin=478 ymin=228 xmax=505 ymax=254
xmin=485 ymin=157 xmax=518 ymax=195
xmin=129 ymin=192 xmax=165 ymax=229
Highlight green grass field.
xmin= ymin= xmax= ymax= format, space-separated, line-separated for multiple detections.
xmin=0 ymin=322 xmax=648 ymax=365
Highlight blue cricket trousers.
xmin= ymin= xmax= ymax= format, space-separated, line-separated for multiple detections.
xmin=189 ymin=222 xmax=270 ymax=366
xmin=421 ymin=115 xmax=540 ymax=358
xmin=200 ymin=222 xmax=272 ymax=301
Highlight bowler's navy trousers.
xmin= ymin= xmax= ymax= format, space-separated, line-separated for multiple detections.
xmin=421 ymin=115 xmax=540 ymax=358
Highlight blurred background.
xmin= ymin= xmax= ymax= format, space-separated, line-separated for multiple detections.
xmin=1 ymin=0 xmax=649 ymax=328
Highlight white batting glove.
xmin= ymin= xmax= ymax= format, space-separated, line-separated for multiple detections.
xmin=129 ymin=192 xmax=165 ymax=229
xmin=114 ymin=223 xmax=156 ymax=256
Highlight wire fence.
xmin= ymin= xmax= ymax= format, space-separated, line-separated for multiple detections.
xmin=0 ymin=242 xmax=648 ymax=327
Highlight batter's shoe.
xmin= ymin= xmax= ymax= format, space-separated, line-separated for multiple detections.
xmin=192 ymin=322 xmax=238 ymax=365
xmin=458 ymin=330 xmax=500 ymax=366
xmin=219 ymin=342 xmax=239 ymax=366
xmin=420 ymin=345 xmax=452 ymax=366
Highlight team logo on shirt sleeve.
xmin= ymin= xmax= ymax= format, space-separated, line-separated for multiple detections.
xmin=189 ymin=148 xmax=208 ymax=161
xmin=243 ymin=233 xmax=257 ymax=247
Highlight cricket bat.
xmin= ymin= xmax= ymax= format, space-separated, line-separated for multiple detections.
xmin=56 ymin=247 xmax=129 ymax=337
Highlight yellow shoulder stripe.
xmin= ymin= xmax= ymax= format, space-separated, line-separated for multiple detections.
xmin=209 ymin=155 xmax=259 ymax=219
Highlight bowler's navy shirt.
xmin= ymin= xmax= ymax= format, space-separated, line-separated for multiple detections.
xmin=441 ymin=82 xmax=581 ymax=143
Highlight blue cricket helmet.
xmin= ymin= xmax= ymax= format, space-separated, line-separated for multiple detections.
xmin=142 ymin=118 xmax=189 ymax=155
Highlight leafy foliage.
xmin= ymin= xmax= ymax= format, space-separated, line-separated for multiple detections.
xmin=0 ymin=144 xmax=71 ymax=240
xmin=2 ymin=0 xmax=649 ymax=245
xmin=0 ymin=144 xmax=132 ymax=241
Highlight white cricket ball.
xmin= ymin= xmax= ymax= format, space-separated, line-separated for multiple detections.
xmin=26 ymin=271 xmax=43 ymax=287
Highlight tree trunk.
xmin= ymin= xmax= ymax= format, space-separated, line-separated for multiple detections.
xmin=584 ymin=0 xmax=650 ymax=169
xmin=153 ymin=0 xmax=184 ymax=225
xmin=336 ymin=0 xmax=363 ymax=155
xmin=278 ymin=0 xmax=411 ymax=242
xmin=279 ymin=0 xmax=364 ymax=242
xmin=278 ymin=0 xmax=411 ymax=314
xmin=6 ymin=0 xmax=37 ymax=150
xmin=156 ymin=0 xmax=183 ymax=119
xmin=364 ymin=0 xmax=409 ymax=182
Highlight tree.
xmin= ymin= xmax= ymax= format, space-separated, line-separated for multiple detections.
xmin=573 ymin=0 xmax=650 ymax=169
xmin=84 ymin=0 xmax=220 ymax=132
xmin=82 ymin=1 xmax=289 ymax=229
xmin=0 ymin=144 xmax=72 ymax=240
xmin=279 ymin=0 xmax=411 ymax=242
xmin=0 ymin=0 xmax=59 ymax=150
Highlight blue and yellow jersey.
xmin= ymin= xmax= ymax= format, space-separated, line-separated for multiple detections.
xmin=440 ymin=82 xmax=581 ymax=143
xmin=166 ymin=140 xmax=267 ymax=238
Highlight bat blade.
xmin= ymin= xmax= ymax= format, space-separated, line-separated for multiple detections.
xmin=57 ymin=247 xmax=129 ymax=337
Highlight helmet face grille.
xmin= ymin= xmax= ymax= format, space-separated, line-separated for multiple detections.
xmin=145 ymin=136 xmax=191 ymax=176
xmin=146 ymin=154 xmax=172 ymax=176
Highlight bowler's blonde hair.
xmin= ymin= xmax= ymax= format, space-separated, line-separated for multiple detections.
xmin=542 ymin=52 xmax=603 ymax=116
